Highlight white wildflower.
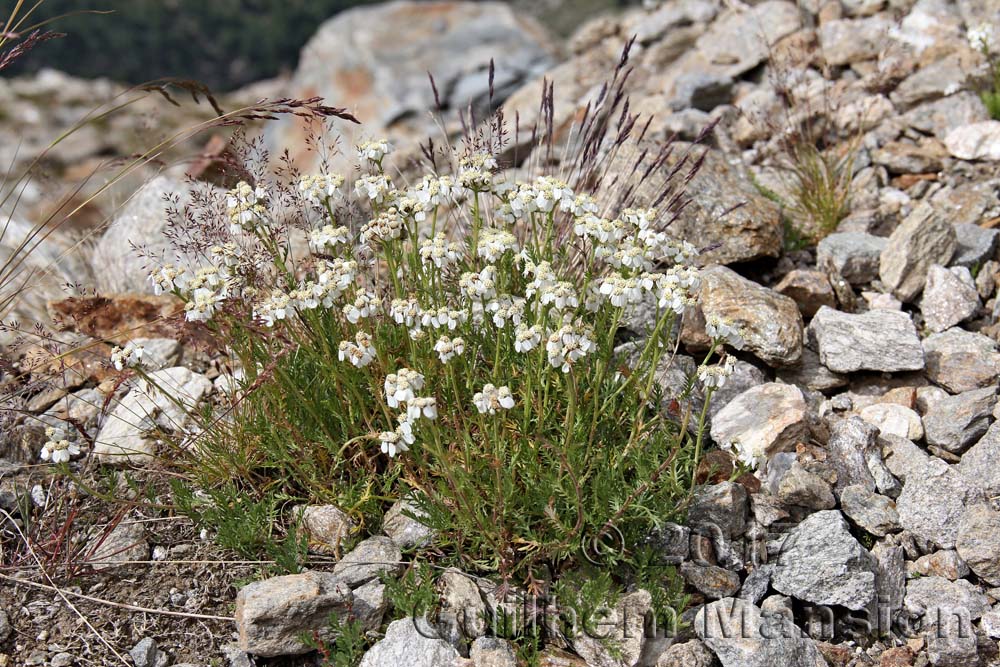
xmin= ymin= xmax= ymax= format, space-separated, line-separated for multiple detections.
xmin=110 ymin=342 xmax=145 ymax=371
xmin=390 ymin=298 xmax=423 ymax=328
xmin=473 ymin=383 xmax=515 ymax=414
xmin=513 ymin=324 xmax=542 ymax=353
xmin=486 ymin=295 xmax=526 ymax=328
xmin=477 ymin=228 xmax=518 ymax=263
xmin=359 ymin=208 xmax=405 ymax=245
xmin=599 ymin=274 xmax=643 ymax=308
xmin=697 ymin=356 xmax=736 ymax=389
xmin=379 ymin=429 xmax=408 ymax=458
xmin=40 ymin=427 xmax=80 ymax=464
xmin=546 ymin=323 xmax=595 ymax=373
xmin=354 ymin=173 xmax=395 ymax=204
xmin=407 ymin=397 xmax=438 ymax=421
xmin=149 ymin=264 xmax=188 ymax=296
xmin=343 ymin=291 xmax=378 ymax=323
xmin=255 ymin=291 xmax=293 ymax=327
xmin=226 ymin=181 xmax=268 ymax=232
xmin=184 ymin=287 xmax=225 ymax=323
xmin=419 ymin=233 xmax=462 ymax=269
xmin=705 ymin=315 xmax=746 ymax=350
xmin=309 ymin=224 xmax=350 ymax=253
xmin=539 ymin=281 xmax=579 ymax=310
xmin=434 ymin=335 xmax=466 ymax=363
xmin=384 ymin=368 xmax=425 ymax=408
xmin=357 ymin=139 xmax=391 ymax=164
xmin=969 ymin=22 xmax=994 ymax=51
xmin=459 ymin=265 xmax=497 ymax=301
xmin=338 ymin=332 xmax=377 ymax=368
xmin=299 ymin=173 xmax=345 ymax=207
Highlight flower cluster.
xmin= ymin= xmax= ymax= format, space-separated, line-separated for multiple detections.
xmin=110 ymin=342 xmax=145 ymax=371
xmin=146 ymin=139 xmax=718 ymax=466
xmin=40 ymin=426 xmax=80 ymax=464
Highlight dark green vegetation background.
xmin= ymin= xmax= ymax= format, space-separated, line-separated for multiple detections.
xmin=7 ymin=0 xmax=634 ymax=91
xmin=7 ymin=0 xmax=382 ymax=90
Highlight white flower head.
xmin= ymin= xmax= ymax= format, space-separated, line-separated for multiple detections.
xmin=477 ymin=228 xmax=518 ymax=263
xmin=338 ymin=332 xmax=376 ymax=368
xmin=407 ymin=397 xmax=438 ymax=421
xmin=343 ymin=291 xmax=378 ymax=324
xmin=110 ymin=342 xmax=145 ymax=371
xmin=357 ymin=139 xmax=391 ymax=164
xmin=384 ymin=368 xmax=425 ymax=408
xmin=299 ymin=173 xmax=345 ymax=207
xmin=226 ymin=180 xmax=268 ymax=232
xmin=697 ymin=356 xmax=737 ymax=389
xmin=514 ymin=324 xmax=542 ymax=353
xmin=419 ymin=233 xmax=463 ymax=269
xmin=434 ymin=336 xmax=466 ymax=363
xmin=705 ymin=315 xmax=746 ymax=350
xmin=969 ymin=22 xmax=994 ymax=51
xmin=309 ymin=224 xmax=350 ymax=253
xmin=546 ymin=322 xmax=595 ymax=373
xmin=473 ymin=383 xmax=515 ymax=414
xmin=40 ymin=426 xmax=80 ymax=464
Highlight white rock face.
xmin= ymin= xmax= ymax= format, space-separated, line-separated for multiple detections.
xmin=94 ymin=366 xmax=212 ymax=463
xmin=945 ymin=121 xmax=1000 ymax=161
xmin=710 ymin=383 xmax=808 ymax=468
xmin=860 ymin=403 xmax=924 ymax=440
xmin=359 ymin=618 xmax=460 ymax=667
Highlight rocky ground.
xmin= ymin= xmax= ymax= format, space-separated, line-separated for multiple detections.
xmin=4 ymin=0 xmax=1000 ymax=666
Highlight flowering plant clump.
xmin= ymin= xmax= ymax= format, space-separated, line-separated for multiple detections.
xmin=150 ymin=132 xmax=740 ymax=581
xmin=969 ymin=22 xmax=1000 ymax=119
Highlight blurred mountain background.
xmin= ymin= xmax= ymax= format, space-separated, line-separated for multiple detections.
xmin=6 ymin=0 xmax=633 ymax=90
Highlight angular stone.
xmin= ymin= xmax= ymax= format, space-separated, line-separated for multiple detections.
xmin=952 ymin=223 xmax=1000 ymax=268
xmin=707 ymin=359 xmax=768 ymax=419
xmin=944 ymin=121 xmax=1000 ymax=161
xmin=655 ymin=639 xmax=716 ymax=667
xmin=819 ymin=16 xmax=892 ymax=65
xmin=956 ymin=504 xmax=1000 ymax=587
xmin=353 ymin=580 xmax=387 ymax=631
xmin=924 ymin=329 xmax=1000 ymax=394
xmin=359 ymin=618 xmax=460 ymax=667
xmin=94 ymin=367 xmax=213 ymax=463
xmin=687 ymin=482 xmax=748 ymax=540
xmin=879 ymin=202 xmax=957 ymax=302
xmin=896 ymin=457 xmax=981 ymax=549
xmin=958 ymin=422 xmax=1000 ymax=496
xmin=681 ymin=562 xmax=741 ymax=599
xmin=776 ymin=462 xmax=837 ymax=510
xmin=892 ymin=53 xmax=976 ymax=109
xmin=923 ymin=387 xmax=996 ymax=453
xmin=643 ymin=522 xmax=691 ymax=565
xmin=382 ymin=496 xmax=436 ymax=549
xmin=332 ymin=536 xmax=403 ymax=587
xmin=235 ymin=571 xmax=353 ymax=657
xmin=777 ymin=348 xmax=848 ymax=392
xmin=872 ymin=542 xmax=906 ymax=621
xmin=695 ymin=597 xmax=828 ymax=667
xmin=910 ymin=550 xmax=970 ymax=581
xmin=774 ymin=269 xmax=837 ymax=318
xmin=437 ymin=569 xmax=488 ymax=643
xmin=710 ymin=383 xmax=809 ymax=468
xmin=771 ymin=510 xmax=877 ymax=611
xmin=86 ymin=520 xmax=148 ymax=572
xmin=921 ymin=265 xmax=980 ymax=333
xmin=687 ymin=265 xmax=804 ymax=366
xmin=840 ymin=485 xmax=900 ymax=536
xmin=902 ymin=92 xmax=990 ymax=141
xmin=872 ymin=139 xmax=947 ymax=174
xmin=810 ymin=307 xmax=924 ymax=373
xmin=695 ymin=1 xmax=802 ymax=77
xmin=471 ymin=637 xmax=517 ymax=667
xmin=904 ymin=576 xmax=990 ymax=620
xmin=827 ymin=416 xmax=879 ymax=497
xmin=571 ymin=589 xmax=651 ymax=667
xmin=817 ymin=232 xmax=887 ymax=285
xmin=295 ymin=505 xmax=354 ymax=556
xmin=860 ymin=403 xmax=924 ymax=440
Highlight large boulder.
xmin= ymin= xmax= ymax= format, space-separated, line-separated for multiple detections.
xmin=268 ymin=1 xmax=555 ymax=171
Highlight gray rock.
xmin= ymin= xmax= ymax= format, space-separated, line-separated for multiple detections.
xmin=353 ymin=580 xmax=388 ymax=631
xmin=695 ymin=597 xmax=827 ymax=667
xmin=921 ymin=265 xmax=980 ymax=333
xmin=270 ymin=1 xmax=555 ymax=174
xmin=694 ymin=1 xmax=801 ymax=77
xmin=893 ymin=53 xmax=976 ymax=109
xmin=86 ymin=520 xmax=148 ymax=571
xmin=776 ymin=348 xmax=849 ymax=392
xmin=687 ymin=482 xmax=748 ymax=540
xmin=817 ymin=232 xmax=887 ymax=285
xmin=923 ymin=386 xmax=996 ymax=453
xmin=771 ymin=510 xmax=877 ymax=611
xmin=129 ymin=638 xmax=160 ymax=667
xmin=332 ymin=536 xmax=403 ymax=587
xmin=690 ymin=265 xmax=804 ymax=367
xmin=383 ymin=495 xmax=436 ymax=549
xmin=132 ymin=337 xmax=182 ymax=370
xmin=571 ymin=589 xmax=651 ymax=667
xmin=904 ymin=576 xmax=990 ymax=620
xmin=859 ymin=403 xmax=924 ymax=441
xmin=710 ymin=383 xmax=809 ymax=469
xmin=681 ymin=562 xmax=742 ymax=599
xmin=902 ymin=92 xmax=990 ymax=141
xmin=879 ymin=202 xmax=958 ymax=302
xmin=470 ymin=637 xmax=517 ymax=667
xmin=818 ymin=16 xmax=892 ymax=65
xmin=359 ymin=617 xmax=460 ymax=667
xmin=644 ymin=522 xmax=691 ymax=565
xmin=944 ymin=121 xmax=1000 ymax=161
xmin=924 ymin=328 xmax=1000 ymax=394
xmin=896 ymin=456 xmax=981 ymax=549
xmin=708 ymin=359 xmax=768 ymax=419
xmin=872 ymin=542 xmax=906 ymax=621
xmin=295 ymin=505 xmax=355 ymax=556
xmin=0 ymin=608 xmax=9 ymax=643
xmin=809 ymin=306 xmax=924 ymax=373
xmin=840 ymin=485 xmax=900 ymax=536
xmin=235 ymin=571 xmax=353 ymax=657
xmin=911 ymin=550 xmax=970 ymax=581
xmin=776 ymin=462 xmax=836 ymax=510
xmin=773 ymin=269 xmax=837 ymax=318
xmin=926 ymin=613 xmax=978 ymax=667
xmin=437 ymin=569 xmax=488 ymax=643
xmin=738 ymin=565 xmax=774 ymax=606
xmin=952 ymin=223 xmax=1000 ymax=268
xmin=94 ymin=367 xmax=213 ymax=463
xmin=958 ymin=422 xmax=1000 ymax=496
xmin=827 ymin=416 xmax=879 ymax=497
xmin=655 ymin=639 xmax=716 ymax=667
xmin=956 ymin=503 xmax=1000 ymax=587
xmin=981 ymin=608 xmax=1000 ymax=639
